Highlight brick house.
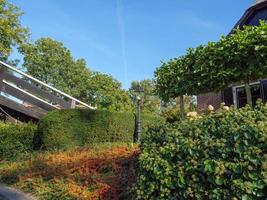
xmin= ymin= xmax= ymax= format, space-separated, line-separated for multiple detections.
xmin=197 ymin=0 xmax=267 ymax=111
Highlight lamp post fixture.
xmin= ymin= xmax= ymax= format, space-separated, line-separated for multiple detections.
xmin=134 ymin=83 xmax=143 ymax=142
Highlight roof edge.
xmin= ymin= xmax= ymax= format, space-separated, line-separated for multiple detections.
xmin=230 ymin=0 xmax=267 ymax=33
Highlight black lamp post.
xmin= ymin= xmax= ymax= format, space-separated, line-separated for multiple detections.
xmin=134 ymin=83 xmax=143 ymax=142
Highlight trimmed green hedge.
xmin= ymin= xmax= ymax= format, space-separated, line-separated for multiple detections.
xmin=136 ymin=104 xmax=267 ymax=200
xmin=0 ymin=122 xmax=37 ymax=160
xmin=35 ymin=109 xmax=164 ymax=150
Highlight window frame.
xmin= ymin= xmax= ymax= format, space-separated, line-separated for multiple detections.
xmin=232 ymin=81 xmax=261 ymax=108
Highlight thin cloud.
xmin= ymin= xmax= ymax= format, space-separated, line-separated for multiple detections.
xmin=177 ymin=11 xmax=220 ymax=30
xmin=72 ymin=32 xmax=117 ymax=59
xmin=116 ymin=0 xmax=129 ymax=88
xmin=29 ymin=0 xmax=117 ymax=59
xmin=189 ymin=15 xmax=219 ymax=29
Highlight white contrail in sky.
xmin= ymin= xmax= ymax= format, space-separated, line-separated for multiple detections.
xmin=116 ymin=0 xmax=129 ymax=89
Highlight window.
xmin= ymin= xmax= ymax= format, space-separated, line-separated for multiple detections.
xmin=233 ymin=82 xmax=262 ymax=108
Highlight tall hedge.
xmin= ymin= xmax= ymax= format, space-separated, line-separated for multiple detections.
xmin=0 ymin=122 xmax=37 ymax=160
xmin=136 ymin=104 xmax=267 ymax=200
xmin=35 ymin=109 xmax=164 ymax=150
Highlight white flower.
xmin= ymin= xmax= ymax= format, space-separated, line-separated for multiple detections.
xmin=187 ymin=112 xmax=198 ymax=118
xmin=208 ymin=105 xmax=214 ymax=111
xmin=223 ymin=106 xmax=230 ymax=111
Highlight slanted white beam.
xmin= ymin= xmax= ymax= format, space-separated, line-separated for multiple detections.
xmin=0 ymin=61 xmax=96 ymax=110
xmin=3 ymin=80 xmax=60 ymax=110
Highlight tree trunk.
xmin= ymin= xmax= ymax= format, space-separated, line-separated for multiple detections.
xmin=244 ymin=82 xmax=252 ymax=107
xmin=180 ymin=95 xmax=185 ymax=120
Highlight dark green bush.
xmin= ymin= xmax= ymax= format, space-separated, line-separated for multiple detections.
xmin=136 ymin=104 xmax=267 ymax=200
xmin=0 ymin=122 xmax=37 ymax=160
xmin=35 ymin=109 xmax=164 ymax=150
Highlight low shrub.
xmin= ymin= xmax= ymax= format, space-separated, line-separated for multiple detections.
xmin=35 ymin=109 xmax=164 ymax=150
xmin=0 ymin=122 xmax=37 ymax=160
xmin=0 ymin=143 xmax=139 ymax=199
xmin=136 ymin=104 xmax=267 ymax=200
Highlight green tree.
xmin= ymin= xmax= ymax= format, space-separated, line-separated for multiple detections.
xmin=155 ymin=21 xmax=267 ymax=109
xmin=191 ymin=21 xmax=267 ymax=106
xmin=160 ymin=96 xmax=196 ymax=123
xmin=86 ymin=72 xmax=132 ymax=111
xmin=0 ymin=0 xmax=28 ymax=60
xmin=19 ymin=38 xmax=91 ymax=99
xmin=155 ymin=57 xmax=195 ymax=119
xmin=218 ymin=21 xmax=267 ymax=106
xmin=129 ymin=79 xmax=161 ymax=114
xmin=20 ymin=37 xmax=132 ymax=111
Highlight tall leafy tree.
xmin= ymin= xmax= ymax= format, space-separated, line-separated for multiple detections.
xmin=0 ymin=0 xmax=28 ymax=61
xmin=86 ymin=72 xmax=132 ymax=111
xmin=19 ymin=38 xmax=91 ymax=98
xmin=20 ymin=37 xmax=132 ymax=111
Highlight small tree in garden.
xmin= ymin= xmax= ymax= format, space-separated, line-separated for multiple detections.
xmin=196 ymin=21 xmax=267 ymax=106
xmin=219 ymin=21 xmax=267 ymax=106
xmin=160 ymin=96 xmax=196 ymax=123
xmin=155 ymin=49 xmax=204 ymax=119
xmin=193 ymin=42 xmax=235 ymax=93
xmin=155 ymin=21 xmax=267 ymax=110
xmin=155 ymin=58 xmax=188 ymax=119
xmin=155 ymin=46 xmax=223 ymax=119
xmin=195 ymin=21 xmax=267 ymax=106
xmin=129 ymin=79 xmax=161 ymax=114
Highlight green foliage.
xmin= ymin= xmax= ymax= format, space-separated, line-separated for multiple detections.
xmin=0 ymin=122 xmax=37 ymax=160
xmin=0 ymin=143 xmax=138 ymax=199
xmin=19 ymin=38 xmax=91 ymax=99
xmin=86 ymin=72 xmax=132 ymax=111
xmin=0 ymin=0 xmax=28 ymax=60
xmin=155 ymin=21 xmax=267 ymax=101
xmin=35 ymin=109 xmax=164 ymax=150
xmin=19 ymin=38 xmax=132 ymax=111
xmin=129 ymin=79 xmax=161 ymax=114
xmin=160 ymin=96 xmax=196 ymax=123
xmin=136 ymin=104 xmax=267 ymax=199
xmin=221 ymin=21 xmax=267 ymax=83
xmin=155 ymin=58 xmax=185 ymax=101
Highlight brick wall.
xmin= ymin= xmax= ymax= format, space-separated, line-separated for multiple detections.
xmin=197 ymin=92 xmax=222 ymax=112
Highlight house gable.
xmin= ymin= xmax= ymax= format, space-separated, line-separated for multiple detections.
xmin=197 ymin=0 xmax=267 ymax=110
xmin=246 ymin=6 xmax=267 ymax=25
xmin=233 ymin=0 xmax=267 ymax=29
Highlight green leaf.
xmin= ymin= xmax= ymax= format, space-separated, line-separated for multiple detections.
xmin=215 ymin=176 xmax=224 ymax=186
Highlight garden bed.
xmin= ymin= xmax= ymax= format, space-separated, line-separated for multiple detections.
xmin=0 ymin=143 xmax=139 ymax=200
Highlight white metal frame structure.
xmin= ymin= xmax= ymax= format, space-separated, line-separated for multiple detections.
xmin=0 ymin=61 xmax=95 ymax=119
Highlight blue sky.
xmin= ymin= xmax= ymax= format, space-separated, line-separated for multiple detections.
xmin=10 ymin=0 xmax=254 ymax=89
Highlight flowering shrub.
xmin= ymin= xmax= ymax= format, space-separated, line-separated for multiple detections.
xmin=136 ymin=103 xmax=267 ymax=199
xmin=0 ymin=143 xmax=139 ymax=199
xmin=208 ymin=105 xmax=214 ymax=111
